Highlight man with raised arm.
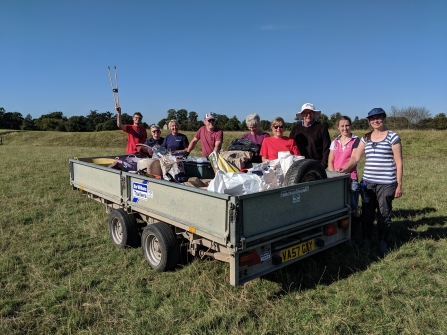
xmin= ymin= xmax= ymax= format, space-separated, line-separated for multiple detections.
xmin=115 ymin=105 xmax=147 ymax=154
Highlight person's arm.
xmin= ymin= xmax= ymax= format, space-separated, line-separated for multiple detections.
xmin=327 ymin=150 xmax=335 ymax=171
xmin=261 ymin=156 xmax=269 ymax=162
xmin=213 ymin=140 xmax=222 ymax=153
xmin=185 ymin=137 xmax=199 ymax=155
xmin=181 ymin=135 xmax=190 ymax=152
xmin=339 ymin=141 xmax=365 ymax=173
xmin=290 ymin=141 xmax=300 ymax=156
xmin=321 ymin=127 xmax=331 ymax=168
xmin=115 ymin=105 xmax=126 ymax=131
xmin=392 ymin=140 xmax=403 ymax=198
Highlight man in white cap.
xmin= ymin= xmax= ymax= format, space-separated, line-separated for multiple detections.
xmin=289 ymin=103 xmax=330 ymax=168
xmin=184 ymin=112 xmax=223 ymax=157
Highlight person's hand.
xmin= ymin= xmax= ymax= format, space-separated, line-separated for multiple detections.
xmin=182 ymin=151 xmax=190 ymax=158
xmin=115 ymin=105 xmax=121 ymax=113
xmin=395 ymin=185 xmax=403 ymax=198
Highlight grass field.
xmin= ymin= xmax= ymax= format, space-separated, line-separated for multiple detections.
xmin=1 ymin=129 xmax=446 ymax=334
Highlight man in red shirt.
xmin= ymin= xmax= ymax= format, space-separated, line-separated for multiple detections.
xmin=116 ymin=105 xmax=147 ymax=154
xmin=185 ymin=113 xmax=223 ymax=157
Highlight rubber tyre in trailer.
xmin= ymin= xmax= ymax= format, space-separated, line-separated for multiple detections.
xmin=284 ymin=159 xmax=327 ymax=186
xmin=108 ymin=209 xmax=140 ymax=249
xmin=141 ymin=222 xmax=180 ymax=272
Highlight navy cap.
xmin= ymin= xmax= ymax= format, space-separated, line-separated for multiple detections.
xmin=367 ymin=108 xmax=386 ymax=118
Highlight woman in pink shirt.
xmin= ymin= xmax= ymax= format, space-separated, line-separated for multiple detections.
xmin=260 ymin=117 xmax=300 ymax=161
xmin=327 ymin=116 xmax=361 ymax=241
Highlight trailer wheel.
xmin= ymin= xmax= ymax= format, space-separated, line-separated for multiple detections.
xmin=108 ymin=209 xmax=140 ymax=248
xmin=141 ymin=222 xmax=179 ymax=272
xmin=284 ymin=159 xmax=327 ymax=186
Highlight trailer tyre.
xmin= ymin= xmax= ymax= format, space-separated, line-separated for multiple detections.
xmin=284 ymin=159 xmax=327 ymax=186
xmin=108 ymin=209 xmax=140 ymax=249
xmin=141 ymin=222 xmax=179 ymax=272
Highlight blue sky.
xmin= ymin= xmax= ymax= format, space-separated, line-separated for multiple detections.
xmin=1 ymin=0 xmax=446 ymax=126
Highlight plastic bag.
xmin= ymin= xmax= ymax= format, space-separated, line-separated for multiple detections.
xmin=208 ymin=151 xmax=239 ymax=173
xmin=152 ymin=146 xmax=187 ymax=182
xmin=108 ymin=155 xmax=141 ymax=172
xmin=207 ymin=170 xmax=268 ymax=196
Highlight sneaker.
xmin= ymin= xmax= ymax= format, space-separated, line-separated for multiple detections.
xmin=378 ymin=240 xmax=389 ymax=258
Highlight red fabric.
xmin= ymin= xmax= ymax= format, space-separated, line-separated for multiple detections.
xmin=259 ymin=136 xmax=300 ymax=160
xmin=123 ymin=124 xmax=147 ymax=154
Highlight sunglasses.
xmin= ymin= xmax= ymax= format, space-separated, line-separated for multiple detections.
xmin=273 ymin=125 xmax=284 ymax=129
xmin=151 ymin=130 xmax=160 ymax=133
xmin=207 ymin=119 xmax=216 ymax=122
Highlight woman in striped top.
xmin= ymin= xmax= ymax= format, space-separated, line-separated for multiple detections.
xmin=339 ymin=108 xmax=403 ymax=257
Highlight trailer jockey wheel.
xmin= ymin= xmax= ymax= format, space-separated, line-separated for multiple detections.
xmin=284 ymin=159 xmax=327 ymax=186
xmin=108 ymin=209 xmax=140 ymax=248
xmin=141 ymin=222 xmax=179 ymax=272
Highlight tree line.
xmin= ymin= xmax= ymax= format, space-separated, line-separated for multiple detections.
xmin=1 ymin=106 xmax=446 ymax=131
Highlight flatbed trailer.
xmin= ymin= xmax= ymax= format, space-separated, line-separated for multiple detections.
xmin=69 ymin=155 xmax=352 ymax=286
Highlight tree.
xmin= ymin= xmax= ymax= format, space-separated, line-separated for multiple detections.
xmin=34 ymin=111 xmax=67 ymax=131
xmin=260 ymin=120 xmax=270 ymax=131
xmin=432 ymin=113 xmax=447 ymax=130
xmin=317 ymin=113 xmax=329 ymax=127
xmin=66 ymin=116 xmax=88 ymax=132
xmin=352 ymin=116 xmax=369 ymax=130
xmin=186 ymin=111 xmax=200 ymax=131
xmin=390 ymin=106 xmax=431 ymax=128
xmin=215 ymin=114 xmax=229 ymax=129
xmin=328 ymin=112 xmax=342 ymax=129
xmin=386 ymin=116 xmax=410 ymax=130
xmin=166 ymin=109 xmax=176 ymax=121
xmin=2 ymin=111 xmax=24 ymax=129
xmin=224 ymin=116 xmax=241 ymax=131
xmin=21 ymin=114 xmax=36 ymax=130
xmin=176 ymin=109 xmax=188 ymax=124
xmin=85 ymin=110 xmax=113 ymax=131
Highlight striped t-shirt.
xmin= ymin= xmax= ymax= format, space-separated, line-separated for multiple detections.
xmin=362 ymin=130 xmax=400 ymax=184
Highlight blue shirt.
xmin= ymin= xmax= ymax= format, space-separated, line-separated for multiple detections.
xmin=162 ymin=133 xmax=189 ymax=151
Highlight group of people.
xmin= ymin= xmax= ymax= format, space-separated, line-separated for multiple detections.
xmin=116 ymin=103 xmax=403 ymax=258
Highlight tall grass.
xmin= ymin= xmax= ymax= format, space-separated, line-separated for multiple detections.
xmin=1 ymin=129 xmax=446 ymax=334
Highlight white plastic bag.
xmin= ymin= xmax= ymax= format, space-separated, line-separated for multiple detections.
xmin=207 ymin=170 xmax=267 ymax=196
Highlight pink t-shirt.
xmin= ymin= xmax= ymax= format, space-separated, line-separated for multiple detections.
xmin=194 ymin=126 xmax=223 ymax=157
xmin=123 ymin=124 xmax=147 ymax=154
xmin=329 ymin=135 xmax=359 ymax=180
xmin=259 ymin=136 xmax=300 ymax=160
xmin=240 ymin=132 xmax=270 ymax=146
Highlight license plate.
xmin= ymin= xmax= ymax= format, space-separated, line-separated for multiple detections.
xmin=279 ymin=239 xmax=315 ymax=263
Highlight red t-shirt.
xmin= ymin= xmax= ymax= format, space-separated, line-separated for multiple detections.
xmin=259 ymin=136 xmax=300 ymax=160
xmin=194 ymin=126 xmax=223 ymax=157
xmin=123 ymin=124 xmax=147 ymax=154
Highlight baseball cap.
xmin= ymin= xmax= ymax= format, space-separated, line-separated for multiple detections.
xmin=367 ymin=108 xmax=386 ymax=118
xmin=296 ymin=103 xmax=321 ymax=120
xmin=204 ymin=112 xmax=217 ymax=121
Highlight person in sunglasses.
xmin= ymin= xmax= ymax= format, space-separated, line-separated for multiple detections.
xmin=338 ymin=108 xmax=403 ymax=258
xmin=115 ymin=105 xmax=147 ymax=154
xmin=184 ymin=113 xmax=223 ymax=157
xmin=289 ymin=103 xmax=330 ymax=168
xmin=144 ymin=124 xmax=164 ymax=147
xmin=260 ymin=117 xmax=300 ymax=161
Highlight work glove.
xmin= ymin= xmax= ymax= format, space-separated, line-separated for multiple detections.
xmin=182 ymin=151 xmax=190 ymax=158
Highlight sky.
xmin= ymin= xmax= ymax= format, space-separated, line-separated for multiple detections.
xmin=1 ymin=0 xmax=446 ymax=126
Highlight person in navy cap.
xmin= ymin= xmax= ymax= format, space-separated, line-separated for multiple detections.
xmin=338 ymin=108 xmax=403 ymax=258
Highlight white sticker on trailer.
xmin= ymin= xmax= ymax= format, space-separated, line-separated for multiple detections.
xmin=293 ymin=194 xmax=300 ymax=203
xmin=132 ymin=180 xmax=153 ymax=202
xmin=260 ymin=248 xmax=271 ymax=262
xmin=280 ymin=186 xmax=309 ymax=198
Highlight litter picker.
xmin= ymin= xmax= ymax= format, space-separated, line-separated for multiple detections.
xmin=107 ymin=66 xmax=119 ymax=107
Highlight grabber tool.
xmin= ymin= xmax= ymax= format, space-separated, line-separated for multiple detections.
xmin=107 ymin=66 xmax=119 ymax=107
